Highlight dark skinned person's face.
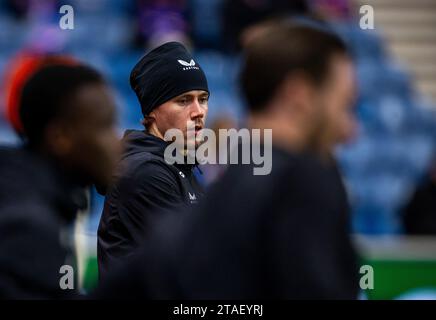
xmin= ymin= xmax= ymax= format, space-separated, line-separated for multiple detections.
xmin=50 ymin=83 xmax=121 ymax=188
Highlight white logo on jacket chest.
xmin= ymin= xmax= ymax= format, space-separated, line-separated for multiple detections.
xmin=179 ymin=171 xmax=185 ymax=178
xmin=188 ymin=192 xmax=197 ymax=201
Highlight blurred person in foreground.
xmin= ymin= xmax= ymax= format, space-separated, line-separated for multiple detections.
xmin=0 ymin=63 xmax=120 ymax=299
xmin=97 ymin=42 xmax=209 ymax=281
xmin=201 ymin=115 xmax=238 ymax=185
xmin=403 ymin=160 xmax=436 ymax=235
xmin=94 ymin=20 xmax=358 ymax=299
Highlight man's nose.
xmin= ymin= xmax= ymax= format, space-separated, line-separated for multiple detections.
xmin=190 ymin=100 xmax=205 ymax=119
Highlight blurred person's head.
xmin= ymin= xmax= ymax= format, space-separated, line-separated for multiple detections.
xmin=130 ymin=42 xmax=209 ymax=148
xmin=3 ymin=54 xmax=76 ymax=134
xmin=19 ymin=64 xmax=121 ymax=187
xmin=240 ymin=20 xmax=356 ymax=159
xmin=209 ymin=114 xmax=239 ymax=160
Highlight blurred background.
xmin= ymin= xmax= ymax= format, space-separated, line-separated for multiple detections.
xmin=0 ymin=0 xmax=436 ymax=298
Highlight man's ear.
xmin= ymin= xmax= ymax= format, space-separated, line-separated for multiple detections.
xmin=142 ymin=111 xmax=156 ymax=127
xmin=44 ymin=122 xmax=73 ymax=157
xmin=144 ymin=110 xmax=167 ymax=140
xmin=281 ymin=73 xmax=314 ymax=116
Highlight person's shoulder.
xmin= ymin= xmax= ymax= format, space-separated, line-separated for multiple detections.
xmin=0 ymin=147 xmax=55 ymax=197
xmin=0 ymin=201 xmax=60 ymax=237
xmin=115 ymin=159 xmax=180 ymax=195
xmin=127 ymin=158 xmax=178 ymax=181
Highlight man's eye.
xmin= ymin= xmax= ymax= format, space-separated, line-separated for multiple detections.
xmin=178 ymin=99 xmax=188 ymax=105
xmin=199 ymin=97 xmax=208 ymax=104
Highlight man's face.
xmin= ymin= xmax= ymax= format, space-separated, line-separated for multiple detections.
xmin=150 ymin=90 xmax=209 ymax=147
xmin=311 ymin=55 xmax=357 ymax=154
xmin=57 ymin=83 xmax=121 ymax=187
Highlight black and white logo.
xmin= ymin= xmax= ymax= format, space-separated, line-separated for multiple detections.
xmin=178 ymin=59 xmax=199 ymax=70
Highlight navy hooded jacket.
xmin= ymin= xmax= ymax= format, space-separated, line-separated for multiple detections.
xmin=97 ymin=130 xmax=204 ymax=280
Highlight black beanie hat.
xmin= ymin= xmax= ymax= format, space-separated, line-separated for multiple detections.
xmin=130 ymin=42 xmax=209 ymax=116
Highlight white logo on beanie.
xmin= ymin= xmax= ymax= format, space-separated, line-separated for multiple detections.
xmin=178 ymin=59 xmax=196 ymax=66
xmin=178 ymin=59 xmax=199 ymax=71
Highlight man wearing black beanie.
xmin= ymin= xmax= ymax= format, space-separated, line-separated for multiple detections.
xmin=93 ymin=21 xmax=358 ymax=300
xmin=97 ymin=42 xmax=209 ymax=280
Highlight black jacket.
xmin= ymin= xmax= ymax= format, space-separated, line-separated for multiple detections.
xmin=94 ymin=146 xmax=358 ymax=299
xmin=0 ymin=147 xmax=85 ymax=299
xmin=97 ymin=130 xmax=203 ymax=280
xmin=403 ymin=176 xmax=436 ymax=234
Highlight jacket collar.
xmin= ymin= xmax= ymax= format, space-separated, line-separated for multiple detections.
xmin=122 ymin=130 xmax=196 ymax=173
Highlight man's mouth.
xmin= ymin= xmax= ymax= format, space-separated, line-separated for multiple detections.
xmin=194 ymin=125 xmax=203 ymax=136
